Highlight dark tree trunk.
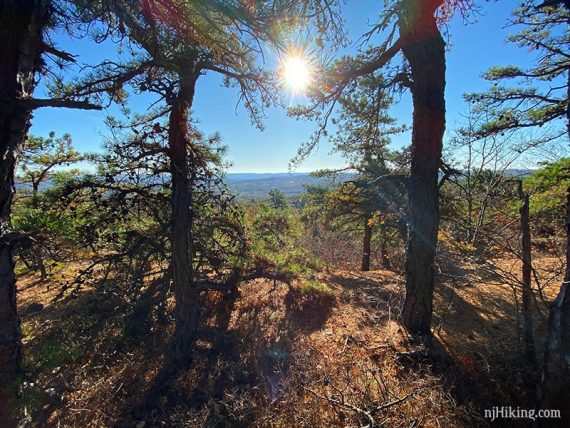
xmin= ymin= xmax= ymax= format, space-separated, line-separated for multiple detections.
xmin=380 ymin=236 xmax=391 ymax=269
xmin=539 ymin=47 xmax=570 ymax=411
xmin=0 ymin=1 xmax=48 ymax=423
xmin=396 ymin=216 xmax=408 ymax=243
xmin=540 ymin=187 xmax=570 ymax=412
xmin=31 ymin=181 xmax=39 ymax=199
xmin=400 ymin=6 xmax=446 ymax=335
xmin=361 ymin=218 xmax=372 ymax=272
xmin=169 ymin=71 xmax=199 ymax=353
xmin=519 ymin=186 xmax=535 ymax=364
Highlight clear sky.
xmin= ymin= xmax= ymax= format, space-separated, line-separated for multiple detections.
xmin=29 ymin=1 xmax=531 ymax=173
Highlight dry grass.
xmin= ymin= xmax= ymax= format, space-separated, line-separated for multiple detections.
xmin=15 ymin=252 xmax=563 ymax=427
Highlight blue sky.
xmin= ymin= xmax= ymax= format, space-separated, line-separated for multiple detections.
xmin=30 ymin=1 xmax=531 ymax=173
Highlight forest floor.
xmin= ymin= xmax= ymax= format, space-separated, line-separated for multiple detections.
xmin=16 ymin=253 xmax=564 ymax=427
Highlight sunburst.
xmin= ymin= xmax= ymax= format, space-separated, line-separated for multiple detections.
xmin=281 ymin=54 xmax=312 ymax=95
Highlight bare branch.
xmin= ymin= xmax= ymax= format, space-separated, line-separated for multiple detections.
xmin=20 ymin=97 xmax=101 ymax=111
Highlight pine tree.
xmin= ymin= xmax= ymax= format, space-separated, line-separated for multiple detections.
xmin=0 ymin=2 xmax=100 ymax=421
xmin=292 ymin=0 xmax=475 ymax=335
xmin=317 ymin=73 xmax=407 ymax=271
xmin=70 ymin=0 xmax=342 ymax=351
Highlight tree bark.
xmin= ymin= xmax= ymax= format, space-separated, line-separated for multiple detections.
xmin=539 ymin=37 xmax=570 ymax=410
xmin=400 ymin=4 xmax=446 ymax=335
xmin=396 ymin=216 xmax=408 ymax=243
xmin=540 ymin=187 xmax=570 ymax=412
xmin=361 ymin=218 xmax=372 ymax=272
xmin=518 ymin=185 xmax=535 ymax=364
xmin=380 ymin=235 xmax=391 ymax=269
xmin=31 ymin=180 xmax=39 ymax=200
xmin=0 ymin=1 xmax=49 ymax=423
xmin=169 ymin=71 xmax=199 ymax=354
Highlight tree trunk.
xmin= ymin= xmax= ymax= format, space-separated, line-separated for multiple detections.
xmin=539 ymin=42 xmax=570 ymax=411
xmin=519 ymin=185 xmax=535 ymax=364
xmin=31 ymin=181 xmax=39 ymax=200
xmin=380 ymin=235 xmax=391 ymax=269
xmin=396 ymin=216 xmax=408 ymax=243
xmin=169 ymin=71 xmax=199 ymax=354
xmin=540 ymin=188 xmax=570 ymax=412
xmin=0 ymin=1 xmax=48 ymax=423
xmin=361 ymin=218 xmax=372 ymax=272
xmin=400 ymin=5 xmax=446 ymax=335
xmin=472 ymin=199 xmax=488 ymax=246
xmin=466 ymin=197 xmax=473 ymax=243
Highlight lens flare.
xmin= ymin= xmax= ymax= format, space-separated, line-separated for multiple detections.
xmin=282 ymin=55 xmax=312 ymax=94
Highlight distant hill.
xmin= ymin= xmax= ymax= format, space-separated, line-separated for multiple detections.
xmin=503 ymin=169 xmax=534 ymax=179
xmin=225 ymin=173 xmax=326 ymax=199
xmin=225 ymin=169 xmax=535 ymax=199
xmin=14 ymin=172 xmax=331 ymax=200
xmin=16 ymin=169 xmax=535 ymax=200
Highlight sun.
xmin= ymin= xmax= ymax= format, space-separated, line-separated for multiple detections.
xmin=282 ymin=55 xmax=312 ymax=94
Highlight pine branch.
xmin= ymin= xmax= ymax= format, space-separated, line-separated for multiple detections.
xmin=20 ymin=98 xmax=101 ymax=111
